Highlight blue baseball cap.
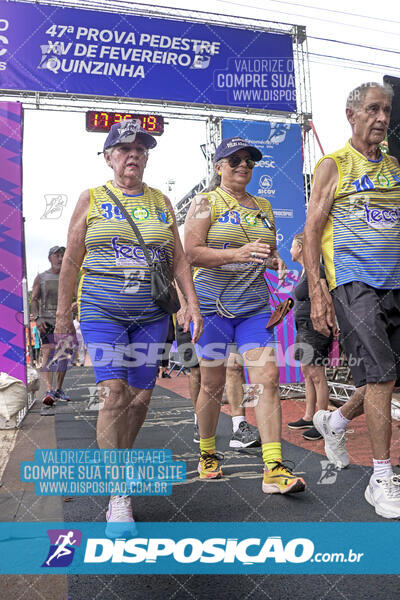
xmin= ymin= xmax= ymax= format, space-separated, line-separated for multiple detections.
xmin=214 ymin=137 xmax=262 ymax=163
xmin=103 ymin=119 xmax=157 ymax=152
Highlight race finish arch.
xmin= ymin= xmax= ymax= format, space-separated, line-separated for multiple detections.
xmin=0 ymin=0 xmax=315 ymax=388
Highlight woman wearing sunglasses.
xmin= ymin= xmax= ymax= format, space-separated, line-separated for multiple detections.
xmin=184 ymin=137 xmax=306 ymax=495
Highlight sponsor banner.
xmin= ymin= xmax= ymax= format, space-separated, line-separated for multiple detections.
xmin=0 ymin=1 xmax=296 ymax=111
xmin=0 ymin=101 xmax=25 ymax=383
xmin=221 ymin=119 xmax=306 ymax=383
xmin=0 ymin=522 xmax=398 ymax=574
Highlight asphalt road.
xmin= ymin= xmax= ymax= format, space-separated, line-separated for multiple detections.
xmin=1 ymin=366 xmax=399 ymax=599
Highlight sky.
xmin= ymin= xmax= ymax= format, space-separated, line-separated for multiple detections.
xmin=20 ymin=0 xmax=400 ymax=285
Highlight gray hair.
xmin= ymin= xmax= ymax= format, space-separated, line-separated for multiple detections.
xmin=205 ymin=170 xmax=221 ymax=192
xmin=293 ymin=231 xmax=304 ymax=245
xmin=346 ymin=81 xmax=393 ymax=111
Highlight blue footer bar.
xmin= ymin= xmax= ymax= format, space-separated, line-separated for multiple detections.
xmin=0 ymin=522 xmax=398 ymax=574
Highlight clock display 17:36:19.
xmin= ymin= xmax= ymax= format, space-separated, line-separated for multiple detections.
xmin=85 ymin=111 xmax=164 ymax=134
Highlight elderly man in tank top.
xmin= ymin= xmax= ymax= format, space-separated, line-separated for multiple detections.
xmin=304 ymin=82 xmax=400 ymax=519
xmin=31 ymin=245 xmax=71 ymax=405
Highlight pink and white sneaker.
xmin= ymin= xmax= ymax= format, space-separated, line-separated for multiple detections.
xmin=105 ymin=495 xmax=137 ymax=538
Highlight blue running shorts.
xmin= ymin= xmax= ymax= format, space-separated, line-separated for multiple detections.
xmin=192 ymin=312 xmax=275 ymax=361
xmin=80 ymin=316 xmax=170 ymax=389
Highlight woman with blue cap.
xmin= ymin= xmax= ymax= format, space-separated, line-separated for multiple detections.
xmin=185 ymin=136 xmax=306 ymax=495
xmin=54 ymin=120 xmax=202 ymax=536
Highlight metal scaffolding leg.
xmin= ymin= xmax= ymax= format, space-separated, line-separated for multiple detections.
xmin=279 ymin=381 xmax=355 ymax=403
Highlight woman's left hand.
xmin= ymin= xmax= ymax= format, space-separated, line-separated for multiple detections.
xmin=182 ymin=301 xmax=203 ymax=343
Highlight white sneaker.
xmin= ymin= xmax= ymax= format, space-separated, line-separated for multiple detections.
xmin=365 ymin=474 xmax=400 ymax=519
xmin=105 ymin=495 xmax=137 ymax=538
xmin=313 ymin=410 xmax=349 ymax=469
xmin=391 ymin=399 xmax=400 ymax=421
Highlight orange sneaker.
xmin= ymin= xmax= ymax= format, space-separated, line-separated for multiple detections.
xmin=262 ymin=461 xmax=306 ymax=494
xmin=197 ymin=451 xmax=223 ymax=479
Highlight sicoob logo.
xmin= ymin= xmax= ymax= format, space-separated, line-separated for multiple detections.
xmin=259 ymin=175 xmax=273 ymax=189
xmin=42 ymin=529 xmax=82 ymax=567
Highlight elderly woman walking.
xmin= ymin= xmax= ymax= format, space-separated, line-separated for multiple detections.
xmin=55 ymin=120 xmax=202 ymax=534
xmin=185 ymin=136 xmax=306 ymax=495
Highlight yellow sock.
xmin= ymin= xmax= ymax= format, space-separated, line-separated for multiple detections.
xmin=200 ymin=436 xmax=216 ymax=454
xmin=262 ymin=442 xmax=282 ymax=470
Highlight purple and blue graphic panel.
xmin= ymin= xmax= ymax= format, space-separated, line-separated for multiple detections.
xmin=0 ymin=101 xmax=25 ymax=383
xmin=222 ymin=119 xmax=306 ymax=382
xmin=0 ymin=1 xmax=296 ymax=112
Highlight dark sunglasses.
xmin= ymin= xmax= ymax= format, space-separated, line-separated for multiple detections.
xmin=226 ymin=154 xmax=255 ymax=169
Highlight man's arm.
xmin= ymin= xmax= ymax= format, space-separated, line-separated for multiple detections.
xmin=304 ymin=157 xmax=338 ymax=336
xmin=31 ymin=274 xmax=40 ymax=319
xmin=31 ymin=274 xmax=47 ymax=333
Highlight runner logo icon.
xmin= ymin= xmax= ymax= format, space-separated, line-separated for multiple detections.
xmin=42 ymin=529 xmax=82 ymax=567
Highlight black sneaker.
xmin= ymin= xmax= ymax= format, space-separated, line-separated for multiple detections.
xmin=229 ymin=421 xmax=261 ymax=448
xmin=288 ymin=418 xmax=313 ymax=430
xmin=193 ymin=423 xmax=200 ymax=444
xmin=302 ymin=426 xmax=323 ymax=441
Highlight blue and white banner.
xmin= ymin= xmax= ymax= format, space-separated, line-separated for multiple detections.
xmin=0 ymin=1 xmax=296 ymax=111
xmin=221 ymin=119 xmax=305 ymax=271
xmin=221 ymin=119 xmax=306 ymax=383
xmin=0 ymin=522 xmax=399 ymax=574
xmin=20 ymin=449 xmax=186 ymax=496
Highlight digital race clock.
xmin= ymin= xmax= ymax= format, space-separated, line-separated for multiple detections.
xmin=86 ymin=111 xmax=164 ymax=134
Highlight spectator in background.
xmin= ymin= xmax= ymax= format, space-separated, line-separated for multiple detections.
xmin=31 ymin=246 xmax=70 ymax=405
xmin=288 ymin=232 xmax=333 ymax=441
xmin=32 ymin=317 xmax=41 ymax=367
xmin=157 ymin=317 xmax=175 ymax=378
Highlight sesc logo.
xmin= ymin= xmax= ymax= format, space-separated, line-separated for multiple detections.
xmin=256 ymin=155 xmax=276 ymax=169
xmin=84 ymin=536 xmax=314 ymax=564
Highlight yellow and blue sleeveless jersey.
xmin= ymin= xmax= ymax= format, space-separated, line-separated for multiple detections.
xmin=193 ymin=187 xmax=276 ymax=317
xmin=78 ymin=181 xmax=175 ymax=323
xmin=317 ymin=141 xmax=400 ymax=291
